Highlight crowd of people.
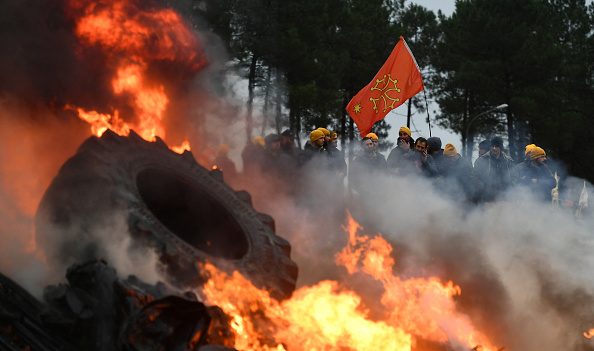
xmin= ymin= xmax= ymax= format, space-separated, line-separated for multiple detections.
xmin=351 ymin=127 xmax=557 ymax=204
xmin=213 ymin=126 xmax=589 ymax=215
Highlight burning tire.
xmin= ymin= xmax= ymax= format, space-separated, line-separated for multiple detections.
xmin=35 ymin=130 xmax=298 ymax=299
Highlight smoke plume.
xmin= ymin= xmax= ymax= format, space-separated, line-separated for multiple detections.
xmin=243 ymin=161 xmax=594 ymax=350
xmin=0 ymin=0 xmax=593 ymax=350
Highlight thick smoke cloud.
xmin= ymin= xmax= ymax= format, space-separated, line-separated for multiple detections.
xmin=245 ymin=162 xmax=594 ymax=350
xmin=1 ymin=1 xmax=593 ymax=350
xmin=0 ymin=98 xmax=87 ymax=294
xmin=0 ymin=1 xmax=110 ymax=108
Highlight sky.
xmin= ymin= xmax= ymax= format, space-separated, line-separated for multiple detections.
xmin=383 ymin=1 xmax=458 ymax=154
xmin=410 ymin=0 xmax=456 ymax=16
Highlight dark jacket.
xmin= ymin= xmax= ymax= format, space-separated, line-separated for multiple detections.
xmin=349 ymin=151 xmax=387 ymax=194
xmin=439 ymin=154 xmax=474 ymax=200
xmin=327 ymin=144 xmax=347 ymax=174
xmin=387 ymin=147 xmax=415 ymax=175
xmin=241 ymin=143 xmax=266 ymax=176
xmin=429 ymin=149 xmax=445 ymax=175
xmin=405 ymin=151 xmax=439 ymax=177
xmin=513 ymin=160 xmax=556 ymax=201
xmin=473 ymin=152 xmax=514 ymax=201
xmin=300 ymin=142 xmax=326 ymax=166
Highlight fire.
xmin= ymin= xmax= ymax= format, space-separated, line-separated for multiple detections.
xmin=170 ymin=139 xmax=192 ymax=154
xmin=65 ymin=0 xmax=206 ymax=151
xmin=67 ymin=106 xmax=130 ymax=138
xmin=202 ymin=264 xmax=412 ymax=351
xmin=585 ymin=328 xmax=594 ymax=339
xmin=335 ymin=214 xmax=495 ymax=349
xmin=200 ymin=213 xmax=498 ymax=351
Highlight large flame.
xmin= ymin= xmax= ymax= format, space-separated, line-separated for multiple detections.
xmin=66 ymin=0 xmax=205 ymax=153
xmin=201 ymin=213 xmax=499 ymax=351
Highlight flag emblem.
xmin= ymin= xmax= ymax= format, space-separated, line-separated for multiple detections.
xmin=369 ymin=73 xmax=401 ymax=113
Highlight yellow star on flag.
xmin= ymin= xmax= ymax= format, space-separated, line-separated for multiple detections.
xmin=353 ymin=103 xmax=362 ymax=114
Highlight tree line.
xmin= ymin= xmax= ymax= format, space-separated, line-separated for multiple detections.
xmin=192 ymin=0 xmax=594 ymax=181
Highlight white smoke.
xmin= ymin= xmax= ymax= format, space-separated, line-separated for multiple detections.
xmin=0 ymin=1 xmax=592 ymax=349
xmin=248 ymin=162 xmax=594 ymax=350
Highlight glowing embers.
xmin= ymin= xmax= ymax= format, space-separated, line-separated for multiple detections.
xmin=200 ymin=212 xmax=499 ymax=351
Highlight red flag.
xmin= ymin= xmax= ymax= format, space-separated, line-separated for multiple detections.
xmin=346 ymin=37 xmax=424 ymax=136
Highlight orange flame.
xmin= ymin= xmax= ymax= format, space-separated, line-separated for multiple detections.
xmin=66 ymin=0 xmax=205 ymax=151
xmin=336 ymin=213 xmax=495 ymax=349
xmin=200 ymin=212 xmax=499 ymax=351
xmin=66 ymin=106 xmax=130 ymax=138
xmin=202 ymin=264 xmax=412 ymax=351
xmin=585 ymin=328 xmax=594 ymax=339
xmin=170 ymin=139 xmax=192 ymax=154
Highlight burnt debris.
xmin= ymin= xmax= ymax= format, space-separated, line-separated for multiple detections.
xmin=0 ymin=260 xmax=238 ymax=351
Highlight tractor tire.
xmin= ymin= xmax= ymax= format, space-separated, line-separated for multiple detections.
xmin=35 ymin=130 xmax=298 ymax=299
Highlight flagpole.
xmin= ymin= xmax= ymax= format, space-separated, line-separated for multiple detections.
xmin=423 ymin=89 xmax=432 ymax=137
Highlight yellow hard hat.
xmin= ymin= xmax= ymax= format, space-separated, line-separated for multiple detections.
xmin=524 ymin=143 xmax=537 ymax=156
xmin=253 ymin=136 xmax=265 ymax=147
xmin=443 ymin=143 xmax=457 ymax=157
xmin=310 ymin=129 xmax=325 ymax=143
xmin=530 ymin=146 xmax=546 ymax=160
xmin=399 ymin=126 xmax=412 ymax=137
xmin=317 ymin=127 xmax=331 ymax=136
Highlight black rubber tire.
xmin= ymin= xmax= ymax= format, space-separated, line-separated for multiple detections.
xmin=35 ymin=130 xmax=298 ymax=299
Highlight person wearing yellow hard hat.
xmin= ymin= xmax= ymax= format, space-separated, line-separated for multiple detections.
xmin=364 ymin=132 xmax=379 ymax=151
xmin=387 ymin=133 xmax=413 ymax=175
xmin=349 ymin=132 xmax=387 ymax=195
xmin=302 ymin=129 xmax=327 ymax=164
xmin=317 ymin=127 xmax=332 ymax=150
xmin=524 ymin=143 xmax=537 ymax=160
xmin=513 ymin=144 xmax=555 ymax=201
xmin=398 ymin=126 xmax=415 ymax=148
xmin=302 ymin=127 xmax=346 ymax=171
xmin=309 ymin=129 xmax=326 ymax=148
xmin=317 ymin=127 xmax=331 ymax=139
